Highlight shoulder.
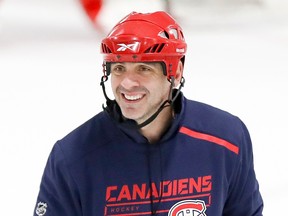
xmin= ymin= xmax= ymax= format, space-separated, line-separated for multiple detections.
xmin=53 ymin=111 xmax=119 ymax=164
xmin=183 ymin=98 xmax=241 ymax=124
xmin=181 ymin=97 xmax=249 ymax=151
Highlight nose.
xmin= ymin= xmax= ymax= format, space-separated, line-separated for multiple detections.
xmin=120 ymin=71 xmax=140 ymax=89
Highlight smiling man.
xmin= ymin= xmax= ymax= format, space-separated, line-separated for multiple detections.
xmin=111 ymin=62 xmax=171 ymax=122
xmin=34 ymin=11 xmax=263 ymax=216
xmin=110 ymin=62 xmax=181 ymax=143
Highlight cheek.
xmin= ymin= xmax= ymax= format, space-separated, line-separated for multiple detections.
xmin=151 ymin=79 xmax=171 ymax=98
xmin=110 ymin=77 xmax=119 ymax=96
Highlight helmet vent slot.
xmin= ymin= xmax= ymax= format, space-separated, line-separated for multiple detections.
xmin=159 ymin=31 xmax=169 ymax=39
xmin=144 ymin=43 xmax=165 ymax=53
xmin=101 ymin=43 xmax=112 ymax=53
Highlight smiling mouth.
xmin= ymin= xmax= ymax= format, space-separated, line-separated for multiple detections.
xmin=122 ymin=93 xmax=144 ymax=101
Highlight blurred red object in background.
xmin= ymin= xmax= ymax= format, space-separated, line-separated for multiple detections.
xmin=80 ymin=0 xmax=103 ymax=22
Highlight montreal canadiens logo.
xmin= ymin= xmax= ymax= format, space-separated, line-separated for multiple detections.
xmin=168 ymin=200 xmax=207 ymax=216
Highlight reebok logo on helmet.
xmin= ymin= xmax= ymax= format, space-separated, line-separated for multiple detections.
xmin=117 ymin=42 xmax=140 ymax=52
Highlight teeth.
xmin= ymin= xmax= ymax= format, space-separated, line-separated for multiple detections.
xmin=124 ymin=94 xmax=143 ymax=101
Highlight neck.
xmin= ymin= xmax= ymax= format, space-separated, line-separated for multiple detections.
xmin=139 ymin=106 xmax=173 ymax=144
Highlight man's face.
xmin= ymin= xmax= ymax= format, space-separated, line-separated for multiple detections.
xmin=110 ymin=62 xmax=171 ymax=124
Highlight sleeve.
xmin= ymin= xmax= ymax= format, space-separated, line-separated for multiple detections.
xmin=33 ymin=142 xmax=82 ymax=216
xmin=223 ymin=120 xmax=264 ymax=216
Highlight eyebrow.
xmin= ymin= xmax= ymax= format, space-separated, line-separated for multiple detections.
xmin=111 ymin=62 xmax=160 ymax=66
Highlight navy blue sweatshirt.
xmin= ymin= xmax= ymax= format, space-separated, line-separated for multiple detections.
xmin=34 ymin=95 xmax=263 ymax=215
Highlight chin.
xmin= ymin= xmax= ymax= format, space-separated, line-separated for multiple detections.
xmin=122 ymin=110 xmax=147 ymax=123
xmin=122 ymin=113 xmax=141 ymax=121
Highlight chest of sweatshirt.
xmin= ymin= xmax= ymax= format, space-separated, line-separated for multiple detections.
xmin=55 ymin=98 xmax=242 ymax=215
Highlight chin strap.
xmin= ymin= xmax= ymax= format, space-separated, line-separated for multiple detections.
xmin=100 ymin=75 xmax=185 ymax=129
xmin=136 ymin=76 xmax=185 ymax=128
xmin=100 ymin=75 xmax=113 ymax=110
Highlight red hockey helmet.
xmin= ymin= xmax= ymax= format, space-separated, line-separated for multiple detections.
xmin=101 ymin=11 xmax=187 ymax=79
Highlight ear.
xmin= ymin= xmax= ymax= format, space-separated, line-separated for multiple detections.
xmin=173 ymin=61 xmax=184 ymax=87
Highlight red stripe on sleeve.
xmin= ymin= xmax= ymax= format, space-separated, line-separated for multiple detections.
xmin=179 ymin=126 xmax=239 ymax=155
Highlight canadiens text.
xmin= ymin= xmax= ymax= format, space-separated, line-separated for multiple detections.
xmin=106 ymin=175 xmax=212 ymax=202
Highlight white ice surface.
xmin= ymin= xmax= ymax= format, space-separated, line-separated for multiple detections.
xmin=0 ymin=0 xmax=288 ymax=215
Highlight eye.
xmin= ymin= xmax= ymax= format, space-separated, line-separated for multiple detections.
xmin=111 ymin=64 xmax=125 ymax=75
xmin=137 ymin=64 xmax=154 ymax=73
xmin=138 ymin=65 xmax=152 ymax=72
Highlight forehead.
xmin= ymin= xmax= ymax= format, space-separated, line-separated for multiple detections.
xmin=111 ymin=62 xmax=162 ymax=68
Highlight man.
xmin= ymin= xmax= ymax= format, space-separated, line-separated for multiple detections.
xmin=34 ymin=11 xmax=263 ymax=215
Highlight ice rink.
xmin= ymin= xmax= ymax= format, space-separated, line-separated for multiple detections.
xmin=0 ymin=0 xmax=287 ymax=215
